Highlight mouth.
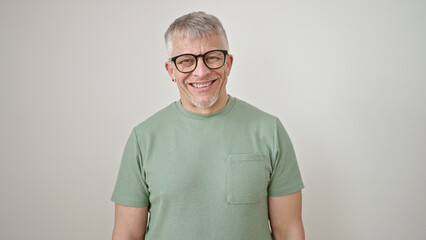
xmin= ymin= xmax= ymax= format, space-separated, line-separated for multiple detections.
xmin=190 ymin=80 xmax=216 ymax=88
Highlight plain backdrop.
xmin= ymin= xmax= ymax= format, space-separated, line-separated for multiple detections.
xmin=1 ymin=0 xmax=425 ymax=239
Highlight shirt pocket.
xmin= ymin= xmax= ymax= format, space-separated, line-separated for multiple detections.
xmin=225 ymin=153 xmax=267 ymax=204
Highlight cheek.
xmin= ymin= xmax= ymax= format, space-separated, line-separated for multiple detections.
xmin=178 ymin=78 xmax=192 ymax=91
xmin=219 ymin=70 xmax=228 ymax=82
xmin=175 ymin=74 xmax=189 ymax=85
xmin=226 ymin=66 xmax=231 ymax=76
xmin=177 ymin=79 xmax=186 ymax=88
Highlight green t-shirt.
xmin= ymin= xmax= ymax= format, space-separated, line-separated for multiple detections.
xmin=111 ymin=96 xmax=304 ymax=240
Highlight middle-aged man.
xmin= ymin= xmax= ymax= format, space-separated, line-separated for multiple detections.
xmin=111 ymin=11 xmax=305 ymax=240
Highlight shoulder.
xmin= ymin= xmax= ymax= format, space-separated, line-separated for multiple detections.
xmin=233 ymin=97 xmax=279 ymax=124
xmin=133 ymin=101 xmax=178 ymax=134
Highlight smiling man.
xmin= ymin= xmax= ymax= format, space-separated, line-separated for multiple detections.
xmin=166 ymin=22 xmax=232 ymax=114
xmin=111 ymin=11 xmax=305 ymax=240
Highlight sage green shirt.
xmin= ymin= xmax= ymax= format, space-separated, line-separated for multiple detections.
xmin=111 ymin=96 xmax=304 ymax=240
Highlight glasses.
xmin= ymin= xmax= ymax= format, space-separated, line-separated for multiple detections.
xmin=169 ymin=49 xmax=228 ymax=73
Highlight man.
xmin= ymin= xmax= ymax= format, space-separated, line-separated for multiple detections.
xmin=111 ymin=11 xmax=305 ymax=240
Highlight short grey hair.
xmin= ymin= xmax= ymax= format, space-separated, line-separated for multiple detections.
xmin=164 ymin=11 xmax=229 ymax=57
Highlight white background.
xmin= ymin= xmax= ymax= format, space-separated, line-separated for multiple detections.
xmin=1 ymin=0 xmax=425 ymax=239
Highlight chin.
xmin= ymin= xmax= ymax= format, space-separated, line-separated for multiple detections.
xmin=191 ymin=94 xmax=219 ymax=109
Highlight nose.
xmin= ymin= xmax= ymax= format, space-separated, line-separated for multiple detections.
xmin=192 ymin=56 xmax=211 ymax=77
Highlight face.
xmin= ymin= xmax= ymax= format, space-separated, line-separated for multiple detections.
xmin=165 ymin=34 xmax=233 ymax=114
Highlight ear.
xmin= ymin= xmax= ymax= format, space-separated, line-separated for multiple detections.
xmin=225 ymin=54 xmax=234 ymax=76
xmin=165 ymin=61 xmax=175 ymax=79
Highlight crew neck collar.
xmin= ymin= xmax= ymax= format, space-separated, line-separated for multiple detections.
xmin=174 ymin=95 xmax=236 ymax=119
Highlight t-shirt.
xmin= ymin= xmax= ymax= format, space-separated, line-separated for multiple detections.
xmin=111 ymin=96 xmax=304 ymax=240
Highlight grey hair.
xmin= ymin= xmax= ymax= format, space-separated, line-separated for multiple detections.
xmin=164 ymin=11 xmax=229 ymax=57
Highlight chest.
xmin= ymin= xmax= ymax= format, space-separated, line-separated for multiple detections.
xmin=140 ymin=121 xmax=274 ymax=205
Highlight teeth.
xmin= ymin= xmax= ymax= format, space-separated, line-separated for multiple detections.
xmin=192 ymin=81 xmax=213 ymax=88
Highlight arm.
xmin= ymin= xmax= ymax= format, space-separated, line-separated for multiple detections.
xmin=268 ymin=191 xmax=305 ymax=240
xmin=112 ymin=204 xmax=148 ymax=240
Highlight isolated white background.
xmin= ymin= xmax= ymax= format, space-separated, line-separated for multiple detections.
xmin=1 ymin=0 xmax=425 ymax=239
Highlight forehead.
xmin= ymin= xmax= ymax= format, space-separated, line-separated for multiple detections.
xmin=171 ymin=34 xmax=226 ymax=56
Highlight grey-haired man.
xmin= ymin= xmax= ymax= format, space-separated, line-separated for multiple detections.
xmin=112 ymin=11 xmax=305 ymax=240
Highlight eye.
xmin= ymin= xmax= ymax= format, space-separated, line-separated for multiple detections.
xmin=207 ymin=56 xmax=219 ymax=61
xmin=176 ymin=56 xmax=195 ymax=65
xmin=205 ymin=52 xmax=224 ymax=62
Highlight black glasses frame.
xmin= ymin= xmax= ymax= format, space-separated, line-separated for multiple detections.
xmin=169 ymin=49 xmax=228 ymax=73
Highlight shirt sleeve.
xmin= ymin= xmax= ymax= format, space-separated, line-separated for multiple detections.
xmin=111 ymin=128 xmax=150 ymax=207
xmin=267 ymin=118 xmax=304 ymax=196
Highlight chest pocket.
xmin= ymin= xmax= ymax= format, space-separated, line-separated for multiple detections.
xmin=225 ymin=153 xmax=267 ymax=204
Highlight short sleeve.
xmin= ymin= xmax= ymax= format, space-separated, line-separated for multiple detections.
xmin=267 ymin=118 xmax=304 ymax=196
xmin=111 ymin=128 xmax=150 ymax=207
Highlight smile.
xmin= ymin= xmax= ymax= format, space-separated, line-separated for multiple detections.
xmin=190 ymin=80 xmax=216 ymax=88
